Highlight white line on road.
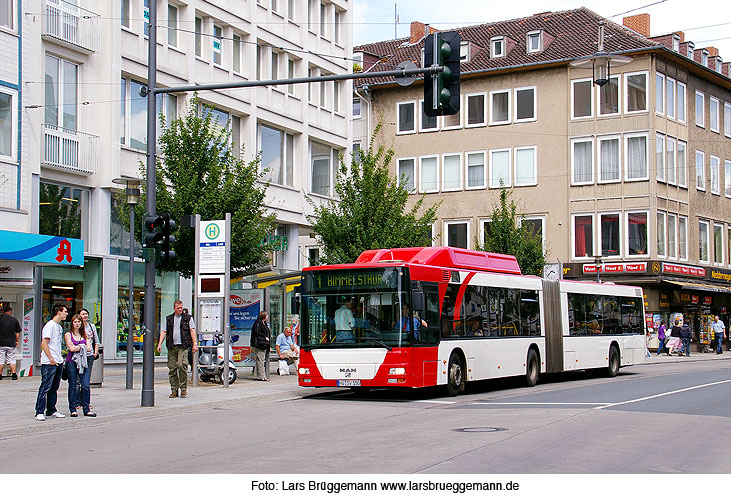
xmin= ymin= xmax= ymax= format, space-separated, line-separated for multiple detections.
xmin=471 ymin=402 xmax=610 ymax=406
xmin=593 ymin=378 xmax=731 ymax=410
xmin=416 ymin=400 xmax=456 ymax=404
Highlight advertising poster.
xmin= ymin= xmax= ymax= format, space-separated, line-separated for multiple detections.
xmin=21 ymin=296 xmax=34 ymax=376
xmin=230 ymin=289 xmax=262 ymax=365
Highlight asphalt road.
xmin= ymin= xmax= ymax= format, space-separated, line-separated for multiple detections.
xmin=3 ymin=358 xmax=731 ymax=474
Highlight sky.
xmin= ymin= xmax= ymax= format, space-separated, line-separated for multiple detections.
xmin=353 ymin=0 xmax=731 ymax=59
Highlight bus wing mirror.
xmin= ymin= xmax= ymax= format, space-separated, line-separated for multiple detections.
xmin=412 ymin=291 xmax=425 ymax=312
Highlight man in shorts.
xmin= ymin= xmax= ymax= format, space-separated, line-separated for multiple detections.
xmin=0 ymin=305 xmax=21 ymax=380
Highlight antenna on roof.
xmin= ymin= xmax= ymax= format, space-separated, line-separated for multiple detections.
xmin=394 ymin=3 xmax=398 ymax=39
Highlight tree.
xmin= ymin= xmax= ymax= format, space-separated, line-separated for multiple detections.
xmin=475 ymin=186 xmax=546 ymax=276
xmin=308 ymin=126 xmax=440 ymax=264
xmin=119 ymin=96 xmax=276 ymax=277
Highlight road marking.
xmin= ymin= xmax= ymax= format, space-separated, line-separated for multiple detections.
xmin=417 ymin=400 xmax=456 ymax=404
xmin=472 ymin=402 xmax=610 ymax=406
xmin=593 ymin=378 xmax=731 ymax=410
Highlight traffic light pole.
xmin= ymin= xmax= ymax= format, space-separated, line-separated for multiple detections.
xmin=142 ymin=0 xmax=157 ymax=408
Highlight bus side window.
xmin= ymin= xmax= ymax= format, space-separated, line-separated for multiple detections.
xmin=419 ymin=283 xmax=441 ymax=345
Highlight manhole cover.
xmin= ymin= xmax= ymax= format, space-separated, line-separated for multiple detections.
xmin=453 ymin=427 xmax=508 ymax=433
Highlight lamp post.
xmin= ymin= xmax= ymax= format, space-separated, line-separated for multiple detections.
xmin=113 ymin=177 xmax=142 ymax=390
xmin=593 ymin=254 xmax=603 ymax=283
xmin=569 ymin=21 xmax=632 ymax=87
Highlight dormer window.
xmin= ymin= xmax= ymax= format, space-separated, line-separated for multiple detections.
xmin=672 ymin=34 xmax=680 ymax=53
xmin=716 ymin=57 xmax=722 ymax=73
xmin=702 ymin=50 xmax=709 ymax=67
xmin=687 ymin=43 xmax=694 ymax=59
xmin=527 ymin=31 xmax=542 ymax=53
xmin=460 ymin=41 xmax=470 ymax=62
xmin=491 ymin=36 xmax=505 ymax=58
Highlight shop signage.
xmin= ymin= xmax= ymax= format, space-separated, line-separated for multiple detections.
xmin=581 ymin=262 xmax=646 ymax=274
xmin=659 ymin=292 xmax=670 ymax=309
xmin=709 ymin=268 xmax=731 ymax=283
xmin=703 ymin=296 xmax=712 ymax=305
xmin=662 ymin=262 xmax=705 ymax=277
xmin=0 ymin=231 xmax=84 ymax=266
xmin=691 ymin=295 xmax=699 ymax=304
xmin=261 ymin=234 xmax=288 ymax=252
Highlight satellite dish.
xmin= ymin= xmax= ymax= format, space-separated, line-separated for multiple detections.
xmin=395 ymin=61 xmax=418 ymax=87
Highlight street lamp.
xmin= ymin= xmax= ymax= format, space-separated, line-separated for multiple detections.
xmin=113 ymin=176 xmax=142 ymax=390
xmin=593 ymin=254 xmax=603 ymax=283
xmin=570 ymin=21 xmax=632 ymax=87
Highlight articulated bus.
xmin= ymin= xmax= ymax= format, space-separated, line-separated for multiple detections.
xmin=298 ymin=247 xmax=646 ymax=396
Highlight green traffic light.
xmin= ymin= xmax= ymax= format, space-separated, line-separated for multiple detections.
xmin=440 ymin=88 xmax=451 ymax=106
xmin=440 ymin=41 xmax=451 ymax=61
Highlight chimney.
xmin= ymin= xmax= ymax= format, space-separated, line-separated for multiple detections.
xmin=623 ymin=13 xmax=650 ymax=37
xmin=410 ymin=21 xmax=436 ymax=44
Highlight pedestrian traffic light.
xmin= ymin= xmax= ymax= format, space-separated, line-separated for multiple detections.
xmin=423 ymin=31 xmax=461 ymax=117
xmin=161 ymin=213 xmax=176 ymax=265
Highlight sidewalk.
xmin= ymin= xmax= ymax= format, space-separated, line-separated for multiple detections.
xmin=642 ymin=349 xmax=731 ymax=364
xmin=0 ymin=360 xmax=305 ymax=439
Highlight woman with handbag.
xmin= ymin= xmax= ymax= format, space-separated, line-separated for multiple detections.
xmin=250 ymin=311 xmax=271 ymax=381
xmin=64 ymin=315 xmax=96 ymax=417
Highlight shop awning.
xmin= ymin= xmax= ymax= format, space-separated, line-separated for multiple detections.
xmin=662 ymin=279 xmax=731 ymax=294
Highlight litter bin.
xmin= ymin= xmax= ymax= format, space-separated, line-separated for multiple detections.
xmin=90 ymin=345 xmax=103 ymax=387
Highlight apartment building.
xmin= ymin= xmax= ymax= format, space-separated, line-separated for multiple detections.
xmin=354 ymin=8 xmax=731 ymax=345
xmin=0 ymin=0 xmax=352 ymax=373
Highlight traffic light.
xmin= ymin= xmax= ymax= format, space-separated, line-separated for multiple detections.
xmin=161 ymin=212 xmax=176 ymax=264
xmin=423 ymin=31 xmax=461 ymax=117
xmin=143 ymin=213 xmax=176 ymax=266
xmin=143 ymin=214 xmax=165 ymax=250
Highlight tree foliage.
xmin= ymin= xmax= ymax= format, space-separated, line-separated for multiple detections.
xmin=119 ymin=96 xmax=275 ymax=277
xmin=475 ymin=187 xmax=546 ymax=276
xmin=308 ymin=126 xmax=440 ymax=264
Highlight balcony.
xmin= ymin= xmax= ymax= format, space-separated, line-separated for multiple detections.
xmin=42 ymin=124 xmax=99 ymax=176
xmin=42 ymin=0 xmax=99 ymax=54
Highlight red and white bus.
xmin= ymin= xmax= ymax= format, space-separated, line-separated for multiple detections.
xmin=297 ymin=247 xmax=646 ymax=395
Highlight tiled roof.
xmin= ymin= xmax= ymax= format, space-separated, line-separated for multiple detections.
xmin=354 ymin=7 xmax=658 ymax=86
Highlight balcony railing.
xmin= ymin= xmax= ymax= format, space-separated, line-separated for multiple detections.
xmin=43 ymin=0 xmax=99 ymax=53
xmin=42 ymin=124 xmax=99 ymax=176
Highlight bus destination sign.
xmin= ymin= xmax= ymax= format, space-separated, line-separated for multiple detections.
xmin=307 ymin=268 xmax=398 ymax=292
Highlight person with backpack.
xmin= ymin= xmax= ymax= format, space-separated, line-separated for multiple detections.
xmin=680 ymin=319 xmax=692 ymax=357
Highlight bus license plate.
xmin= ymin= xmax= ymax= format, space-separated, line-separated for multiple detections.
xmin=337 ymin=380 xmax=361 ymax=387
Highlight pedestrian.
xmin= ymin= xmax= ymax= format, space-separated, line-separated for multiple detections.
xmin=64 ymin=314 xmax=95 ymax=417
xmin=711 ymin=315 xmax=725 ymax=355
xmin=157 ymin=300 xmax=197 ymax=398
xmin=275 ymin=326 xmax=299 ymax=375
xmin=666 ymin=320 xmax=683 ymax=356
xmin=0 ymin=305 xmax=21 ymax=380
xmin=250 ymin=311 xmax=270 ymax=381
xmin=680 ymin=319 xmax=692 ymax=357
xmin=34 ymin=304 xmax=68 ymax=421
xmin=656 ymin=321 xmax=667 ymax=356
xmin=78 ymin=308 xmax=99 ymax=407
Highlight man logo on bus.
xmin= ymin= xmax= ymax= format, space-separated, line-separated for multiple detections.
xmin=205 ymin=223 xmax=220 ymax=240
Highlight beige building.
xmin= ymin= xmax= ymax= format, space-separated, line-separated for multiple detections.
xmin=354 ymin=9 xmax=731 ymax=348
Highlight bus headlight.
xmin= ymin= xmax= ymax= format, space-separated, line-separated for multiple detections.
xmin=388 ymin=367 xmax=405 ymax=375
xmin=298 ymin=367 xmax=310 ymax=375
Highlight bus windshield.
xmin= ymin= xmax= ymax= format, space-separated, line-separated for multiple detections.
xmin=301 ymin=267 xmax=413 ymax=348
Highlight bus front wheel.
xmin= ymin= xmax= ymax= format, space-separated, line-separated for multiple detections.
xmin=525 ymin=349 xmax=539 ymax=387
xmin=606 ymin=346 xmax=620 ymax=377
xmin=446 ymin=353 xmax=464 ymax=397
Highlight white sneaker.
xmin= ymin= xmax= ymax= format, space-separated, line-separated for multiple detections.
xmin=50 ymin=412 xmax=65 ymax=418
xmin=35 ymin=414 xmax=45 ymax=421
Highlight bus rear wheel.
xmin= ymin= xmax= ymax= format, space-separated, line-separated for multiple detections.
xmin=525 ymin=349 xmax=539 ymax=387
xmin=446 ymin=353 xmax=464 ymax=397
xmin=606 ymin=346 xmax=620 ymax=377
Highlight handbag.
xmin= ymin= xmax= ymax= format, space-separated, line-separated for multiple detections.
xmin=61 ymin=363 xmax=68 ymax=381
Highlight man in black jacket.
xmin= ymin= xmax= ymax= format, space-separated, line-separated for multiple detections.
xmin=680 ymin=320 xmax=692 ymax=357
xmin=250 ymin=311 xmax=270 ymax=381
xmin=157 ymin=300 xmax=198 ymax=397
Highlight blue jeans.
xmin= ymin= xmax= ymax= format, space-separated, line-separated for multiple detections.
xmin=336 ymin=330 xmax=354 ymax=343
xmin=716 ymin=334 xmax=724 ymax=353
xmin=67 ymin=359 xmax=90 ymax=414
xmin=657 ymin=338 xmax=666 ymax=355
xmin=682 ymin=337 xmax=691 ymax=356
xmin=35 ymin=364 xmax=63 ymax=416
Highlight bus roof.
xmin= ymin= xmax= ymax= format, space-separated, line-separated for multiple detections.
xmin=351 ymin=247 xmax=522 ymax=275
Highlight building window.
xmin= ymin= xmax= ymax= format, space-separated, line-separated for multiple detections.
xmin=288 ymin=0 xmax=296 ymax=21
xmin=716 ymin=58 xmax=723 ymax=73
xmin=489 ymin=148 xmax=510 ymax=188
xmin=657 ymin=212 xmax=666 ymax=257
xmin=695 ymin=90 xmax=704 ymax=127
xmin=481 ymin=219 xmax=493 ymax=247
xmin=698 ymin=220 xmax=710 ymax=263
xmin=655 ymin=133 xmax=665 ymax=182
xmin=121 ymin=0 xmax=130 ymax=28
xmin=445 ymin=221 xmax=469 ymax=249
xmin=45 ymin=55 xmax=78 ymax=131
xmin=514 ymin=146 xmax=536 ymax=186
xmin=515 ymin=87 xmax=536 ymax=122
xmin=625 ymin=72 xmax=647 ymax=113
xmin=195 ymin=16 xmax=202 ymax=57
xmin=666 ymin=76 xmax=675 ymax=119
xmin=442 ymin=153 xmax=462 ymax=191
xmin=571 ymin=138 xmax=593 ymax=185
xmin=351 ymin=98 xmax=362 ymax=119
xmin=259 ymin=124 xmax=294 ymax=187
xmin=398 ymin=158 xmax=416 ymax=193
xmin=655 ymin=73 xmax=664 ymax=115
xmin=419 ymin=155 xmax=438 ymax=193
xmin=667 ymin=213 xmax=677 ymax=259
xmin=627 ymin=212 xmax=648 ymax=256
xmin=702 ymin=50 xmax=709 ymax=67
xmin=320 ymin=2 xmax=327 ymax=39
xmin=677 ymin=82 xmax=686 ymax=123
xmin=397 ymin=101 xmax=416 ymax=134
xmin=233 ymin=34 xmax=242 ymax=74
xmin=258 ymin=46 xmax=265 ymax=82
xmin=726 ymin=102 xmax=731 ymax=137
xmin=287 ymin=58 xmax=296 ymax=94
xmin=466 ymin=93 xmax=486 ymax=126
xmin=522 ymin=217 xmax=545 ymax=252
xmin=696 ymin=150 xmax=705 ymax=191
xmin=271 ymin=51 xmax=279 ymax=80
xmin=213 ymin=25 xmax=223 ymax=66
xmin=39 ymin=182 xmax=83 ymax=239
xmin=573 ymin=215 xmax=593 ymax=258
xmin=307 ymin=0 xmax=316 ymax=31
xmin=725 ymin=159 xmax=731 ymax=197
xmin=442 ymin=96 xmax=462 ymax=129
xmin=598 ymin=136 xmax=620 ymax=183
xmin=310 ymin=141 xmax=336 ymax=196
xmin=710 ymin=97 xmax=720 ymax=133
xmin=334 ymin=9 xmax=343 ymax=45
xmin=687 ymin=43 xmax=694 ymax=59
xmin=728 ymin=228 xmax=731 ymax=267
xmin=711 ymin=155 xmax=720 ymax=194
xmin=572 ymin=79 xmax=593 ymax=119
xmin=714 ymin=223 xmax=724 ymax=265
xmin=526 ymin=31 xmax=542 ymax=53
xmin=679 ymin=216 xmax=688 ymax=260
xmin=625 ymin=133 xmax=648 ymax=181
xmin=598 ymin=76 xmax=619 ymax=116
xmin=677 ymin=141 xmax=687 ymax=187
xmin=0 ymin=89 xmax=16 ymax=160
xmin=308 ymin=248 xmax=320 ymax=266
xmin=673 ymin=34 xmax=680 ymax=52
xmin=460 ymin=42 xmax=470 ymax=62
xmin=490 ymin=90 xmax=510 ymax=125
xmin=466 ymin=151 xmax=486 ymax=189
xmin=600 ymin=213 xmax=621 ymax=256
xmin=491 ymin=37 xmax=504 ymax=58
xmin=666 ymin=137 xmax=676 ymax=185
xmin=167 ymin=4 xmax=178 ymax=47
xmin=334 ymin=81 xmax=341 ymax=114
xmin=419 ymin=100 xmax=438 ymax=131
